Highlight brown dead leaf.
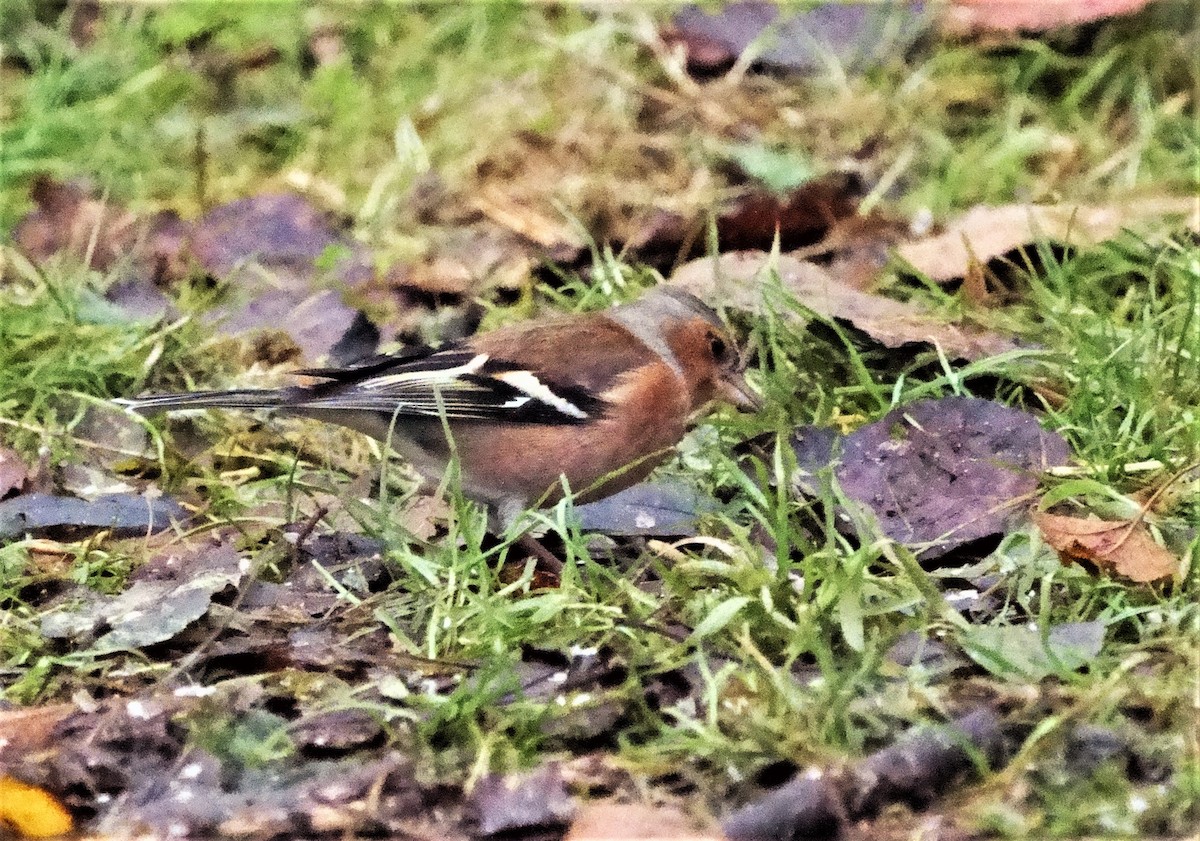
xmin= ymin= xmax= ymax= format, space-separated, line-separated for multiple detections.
xmin=671 ymin=251 xmax=1022 ymax=360
xmin=394 ymin=257 xmax=473 ymax=304
xmin=716 ymin=174 xmax=862 ymax=252
xmin=794 ymin=212 xmax=912 ymax=291
xmin=11 ymin=178 xmax=189 ymax=292
xmin=0 ymin=445 xmax=29 ymax=499
xmin=365 ymin=228 xmax=511 ymax=345
xmin=471 ymin=183 xmax=584 ymax=254
xmin=13 ymin=178 xmax=140 ymax=272
xmin=382 ymin=226 xmax=526 ymax=304
xmin=944 ymin=0 xmax=1152 ymax=36
xmin=566 ymin=802 xmax=725 ymax=841
xmin=629 ymin=174 xmax=864 ymax=263
xmin=898 ymin=198 xmax=1200 ymax=283
xmin=400 ymin=493 xmax=451 ymax=542
xmin=0 ymin=704 xmax=76 ymax=763
xmin=1034 ymin=512 xmax=1179 ymax=583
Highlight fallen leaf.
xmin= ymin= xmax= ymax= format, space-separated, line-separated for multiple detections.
xmin=720 ymin=175 xmax=863 ymax=251
xmin=885 ymin=632 xmax=968 ymax=676
xmin=58 ymin=406 xmax=153 ymax=498
xmin=395 ymin=493 xmax=450 ymax=542
xmin=206 ymin=288 xmax=377 ymax=366
xmin=0 ymin=493 xmax=186 ymax=541
xmin=513 ymin=647 xmax=630 ymax=743
xmin=11 ymin=178 xmax=189 ymax=297
xmin=798 ymin=212 xmax=914 ymax=291
xmin=959 ymin=621 xmax=1106 ymax=681
xmin=786 ymin=426 xmax=847 ymax=510
xmin=722 ymin=777 xmax=837 ymax=841
xmin=845 ymin=707 xmax=1005 ymax=814
xmin=291 ymin=709 xmax=384 ymax=755
xmin=187 ymin=192 xmax=371 ymax=287
xmin=0 ymin=776 xmax=74 ymax=838
xmin=370 ymin=231 xmax=499 ymax=344
xmin=671 ymin=251 xmax=1023 ymax=360
xmin=40 ymin=538 xmax=243 ymax=651
xmin=392 ymin=256 xmax=474 ymax=305
xmin=1065 ymin=724 xmax=1129 ymax=776
xmin=575 ymin=479 xmax=718 ymax=536
xmin=1034 ymin=512 xmax=1178 ymax=583
xmin=944 ymin=0 xmax=1152 ymax=36
xmin=14 ymin=177 xmax=141 ymax=272
xmin=287 ymin=531 xmax=388 ymax=596
xmin=669 ymin=2 xmax=929 ymax=76
xmin=1 ymin=696 xmax=188 ymax=830
xmin=897 ymin=199 xmax=1200 ymax=283
xmin=830 ymin=397 xmax=1070 ymax=557
xmin=0 ymin=445 xmax=29 ymax=499
xmin=198 ymin=625 xmax=401 ymax=676
xmin=0 ymin=704 xmax=76 ymax=764
xmin=3 ymin=694 xmax=452 ymax=839
xmin=472 ymin=763 xmax=576 ymax=836
xmin=567 ymin=801 xmax=724 ymax=841
xmin=471 ymin=183 xmax=585 ymax=254
xmin=86 ymin=744 xmax=440 ymax=839
xmin=724 ymin=709 xmax=1003 ymax=841
xmin=184 ymin=193 xmax=382 ymax=365
xmin=102 ymin=275 xmax=176 ymax=322
xmin=629 ymin=174 xmax=863 ymax=261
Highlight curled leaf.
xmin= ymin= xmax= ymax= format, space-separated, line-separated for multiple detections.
xmin=1034 ymin=512 xmax=1178 ymax=583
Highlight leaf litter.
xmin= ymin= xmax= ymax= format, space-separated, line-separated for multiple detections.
xmin=958 ymin=620 xmax=1106 ymax=681
xmin=943 ymin=0 xmax=1154 ymax=36
xmin=722 ymin=708 xmax=1004 ymax=841
xmin=671 ymin=251 xmax=1025 ymax=361
xmin=0 ymin=444 xmax=30 ymax=499
xmin=1034 ymin=511 xmax=1179 ymax=583
xmin=39 ymin=535 xmax=242 ymax=652
xmin=668 ymin=2 xmax=931 ymax=76
xmin=0 ymin=492 xmax=186 ymax=542
xmin=2 ymin=3 xmax=1197 ymax=839
xmin=828 ymin=397 xmax=1071 ymax=559
xmin=897 ymin=198 xmax=1200 ymax=284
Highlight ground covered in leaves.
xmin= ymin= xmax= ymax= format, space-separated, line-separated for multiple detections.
xmin=1 ymin=3 xmax=1198 ymax=839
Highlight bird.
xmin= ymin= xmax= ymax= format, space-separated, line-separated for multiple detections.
xmin=116 ymin=286 xmax=760 ymax=533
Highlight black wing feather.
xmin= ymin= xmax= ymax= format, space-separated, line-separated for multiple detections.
xmin=290 ymin=347 xmax=607 ymax=425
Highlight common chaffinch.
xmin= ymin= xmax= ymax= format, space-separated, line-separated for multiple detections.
xmin=117 ymin=287 xmax=760 ymax=530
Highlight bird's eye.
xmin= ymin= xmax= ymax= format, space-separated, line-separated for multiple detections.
xmin=709 ymin=335 xmax=727 ymax=361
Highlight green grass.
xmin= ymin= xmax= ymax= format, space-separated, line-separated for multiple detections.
xmin=1 ymin=4 xmax=1198 ymax=836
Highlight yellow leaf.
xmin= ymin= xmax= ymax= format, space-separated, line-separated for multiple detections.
xmin=0 ymin=776 xmax=73 ymax=838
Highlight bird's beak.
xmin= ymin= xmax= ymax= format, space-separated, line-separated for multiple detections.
xmin=719 ymin=370 xmax=763 ymax=412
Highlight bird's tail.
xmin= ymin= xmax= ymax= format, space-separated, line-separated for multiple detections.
xmin=115 ymin=389 xmax=289 ymax=414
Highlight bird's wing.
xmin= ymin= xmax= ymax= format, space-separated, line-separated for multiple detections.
xmin=291 ymin=346 xmax=609 ymax=424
